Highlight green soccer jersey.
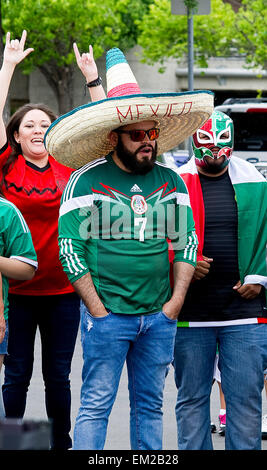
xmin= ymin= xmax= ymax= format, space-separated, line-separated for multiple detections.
xmin=58 ymin=154 xmax=197 ymax=315
xmin=0 ymin=197 xmax=37 ymax=319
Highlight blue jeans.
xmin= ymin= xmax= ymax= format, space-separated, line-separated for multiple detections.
xmin=2 ymin=293 xmax=80 ymax=449
xmin=173 ymin=324 xmax=267 ymax=450
xmin=0 ymin=320 xmax=8 ymax=355
xmin=73 ymin=305 xmax=177 ymax=450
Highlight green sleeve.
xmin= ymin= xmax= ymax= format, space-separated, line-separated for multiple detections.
xmin=58 ymin=205 xmax=91 ymax=284
xmin=3 ymin=205 xmax=37 ymax=267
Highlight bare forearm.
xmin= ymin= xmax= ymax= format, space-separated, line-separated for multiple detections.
xmin=73 ymin=42 xmax=106 ymax=102
xmin=163 ymin=261 xmax=195 ymax=320
xmin=0 ymin=257 xmax=35 ymax=280
xmin=82 ymin=62 xmax=106 ymax=101
xmin=0 ymin=61 xmax=15 ymax=114
xmin=73 ymin=271 xmax=107 ymax=316
xmin=172 ymin=261 xmax=195 ymax=304
xmin=0 ymin=62 xmax=15 ymax=146
xmin=87 ymin=85 xmax=106 ymax=102
xmin=0 ymin=31 xmax=34 ymax=146
xmin=83 ymin=67 xmax=106 ymax=101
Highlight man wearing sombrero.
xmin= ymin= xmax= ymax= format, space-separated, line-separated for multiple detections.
xmin=45 ymin=47 xmax=214 ymax=450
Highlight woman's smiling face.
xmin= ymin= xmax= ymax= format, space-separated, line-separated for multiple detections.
xmin=14 ymin=109 xmax=51 ymax=163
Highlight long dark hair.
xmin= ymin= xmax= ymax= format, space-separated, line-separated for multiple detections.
xmin=1 ymin=103 xmax=57 ymax=192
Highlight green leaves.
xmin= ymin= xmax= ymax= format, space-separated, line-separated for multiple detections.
xmin=1 ymin=0 xmax=265 ymax=113
xmin=1 ymin=0 xmax=154 ymax=112
xmin=136 ymin=0 xmax=188 ymax=65
xmin=1 ymin=0 xmax=153 ymax=68
xmin=137 ymin=0 xmax=267 ymax=71
xmin=2 ymin=0 xmax=266 ymax=73
xmin=234 ymin=0 xmax=267 ymax=69
xmin=184 ymin=0 xmax=200 ymax=13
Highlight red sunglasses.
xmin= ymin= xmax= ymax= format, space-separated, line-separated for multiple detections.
xmin=116 ymin=127 xmax=160 ymax=142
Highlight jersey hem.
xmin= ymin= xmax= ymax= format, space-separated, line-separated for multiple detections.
xmin=8 ymin=286 xmax=74 ymax=296
xmin=177 ymin=317 xmax=267 ymax=327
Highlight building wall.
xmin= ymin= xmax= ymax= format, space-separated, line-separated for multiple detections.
xmin=175 ymin=56 xmax=267 ymax=106
xmin=26 ymin=46 xmax=178 ymax=115
xmin=8 ymin=46 xmax=267 ymax=116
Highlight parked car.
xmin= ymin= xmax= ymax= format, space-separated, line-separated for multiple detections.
xmin=215 ymin=98 xmax=267 ymax=164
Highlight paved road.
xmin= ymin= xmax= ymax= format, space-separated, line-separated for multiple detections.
xmin=1 ymin=329 xmax=267 ymax=451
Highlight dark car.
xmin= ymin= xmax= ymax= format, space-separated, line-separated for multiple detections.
xmin=215 ymin=98 xmax=267 ymax=164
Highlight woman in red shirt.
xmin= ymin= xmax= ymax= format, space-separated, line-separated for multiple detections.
xmin=0 ymin=30 xmax=105 ymax=449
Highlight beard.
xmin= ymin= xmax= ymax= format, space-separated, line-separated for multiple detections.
xmin=200 ymin=145 xmax=231 ymax=174
xmin=202 ymin=153 xmax=228 ymax=174
xmin=116 ymin=136 xmax=157 ymax=175
xmin=203 ymin=159 xmax=226 ymax=174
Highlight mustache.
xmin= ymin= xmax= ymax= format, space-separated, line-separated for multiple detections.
xmin=134 ymin=144 xmax=154 ymax=156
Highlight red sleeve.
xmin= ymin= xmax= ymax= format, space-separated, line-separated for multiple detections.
xmin=179 ymin=172 xmax=205 ymax=262
xmin=0 ymin=142 xmax=11 ymax=171
xmin=0 ymin=142 xmax=10 ymax=155
xmin=168 ymin=239 xmax=174 ymax=289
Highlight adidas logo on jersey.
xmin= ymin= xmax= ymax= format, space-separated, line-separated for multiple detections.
xmin=130 ymin=184 xmax=142 ymax=192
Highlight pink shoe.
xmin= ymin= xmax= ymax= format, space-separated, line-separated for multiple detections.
xmin=218 ymin=413 xmax=226 ymax=436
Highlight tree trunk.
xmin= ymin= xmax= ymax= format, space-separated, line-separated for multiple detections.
xmin=2 ymin=98 xmax=10 ymax=124
xmin=39 ymin=63 xmax=74 ymax=116
xmin=222 ymin=0 xmax=242 ymax=12
xmin=57 ymin=66 xmax=74 ymax=116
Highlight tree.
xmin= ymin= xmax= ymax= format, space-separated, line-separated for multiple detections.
xmin=1 ymin=0 xmax=153 ymax=114
xmin=233 ymin=0 xmax=267 ymax=70
xmin=137 ymin=0 xmax=267 ymax=72
xmin=136 ymin=0 xmax=235 ymax=70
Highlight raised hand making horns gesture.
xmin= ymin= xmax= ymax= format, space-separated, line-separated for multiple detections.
xmin=4 ymin=30 xmax=34 ymax=66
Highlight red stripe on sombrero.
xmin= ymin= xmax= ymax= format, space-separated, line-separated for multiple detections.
xmin=258 ymin=318 xmax=267 ymax=323
xmin=107 ymin=83 xmax=141 ymax=97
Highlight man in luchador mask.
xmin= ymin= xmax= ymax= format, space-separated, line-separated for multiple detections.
xmin=172 ymin=110 xmax=267 ymax=450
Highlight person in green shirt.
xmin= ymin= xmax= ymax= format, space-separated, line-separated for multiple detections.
xmin=45 ymin=46 xmax=213 ymax=450
xmin=0 ymin=196 xmax=37 ymax=371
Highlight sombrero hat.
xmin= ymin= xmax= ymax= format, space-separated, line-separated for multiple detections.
xmin=44 ymin=48 xmax=214 ymax=169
